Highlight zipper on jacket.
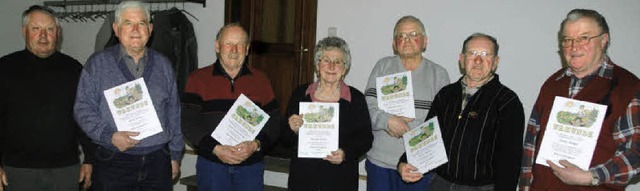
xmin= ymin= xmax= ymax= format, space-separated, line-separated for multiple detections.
xmin=230 ymin=79 xmax=235 ymax=92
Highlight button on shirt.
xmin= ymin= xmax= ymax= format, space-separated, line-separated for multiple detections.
xmin=119 ymin=46 xmax=148 ymax=78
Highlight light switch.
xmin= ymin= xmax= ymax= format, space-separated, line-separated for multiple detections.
xmin=328 ymin=27 xmax=337 ymax=37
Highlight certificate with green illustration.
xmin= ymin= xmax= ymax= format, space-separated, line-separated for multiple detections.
xmin=211 ymin=94 xmax=270 ymax=146
xmin=402 ymin=116 xmax=447 ymax=174
xmin=536 ymin=96 xmax=607 ymax=170
xmin=376 ymin=71 xmax=415 ymax=118
xmin=298 ymin=102 xmax=340 ymax=158
xmin=104 ymin=77 xmax=162 ymax=140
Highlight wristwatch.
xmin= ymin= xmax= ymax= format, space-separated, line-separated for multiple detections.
xmin=254 ymin=140 xmax=261 ymax=152
xmin=590 ymin=171 xmax=599 ymax=186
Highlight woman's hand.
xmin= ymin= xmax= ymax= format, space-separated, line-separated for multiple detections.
xmin=324 ymin=149 xmax=345 ymax=165
xmin=288 ymin=114 xmax=304 ymax=134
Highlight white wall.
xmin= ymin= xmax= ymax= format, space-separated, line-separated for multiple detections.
xmin=316 ymin=0 xmax=640 ymax=116
xmin=2 ymin=0 xmax=640 ymax=190
xmin=0 ymin=0 xmax=41 ymax=56
xmin=316 ymin=1 xmax=640 ymax=190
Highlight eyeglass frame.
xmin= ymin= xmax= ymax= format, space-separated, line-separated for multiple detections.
xmin=318 ymin=58 xmax=345 ymax=68
xmin=394 ymin=31 xmax=424 ymax=41
xmin=464 ymin=50 xmax=495 ymax=59
xmin=561 ymin=33 xmax=605 ymax=48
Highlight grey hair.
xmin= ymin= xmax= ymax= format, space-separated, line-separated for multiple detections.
xmin=22 ymin=5 xmax=60 ymax=27
xmin=393 ymin=15 xmax=428 ymax=38
xmin=314 ymin=36 xmax=352 ymax=77
xmin=216 ymin=23 xmax=250 ymax=43
xmin=561 ymin=9 xmax=610 ymax=52
xmin=114 ymin=1 xmax=151 ymax=25
xmin=462 ymin=32 xmax=499 ymax=56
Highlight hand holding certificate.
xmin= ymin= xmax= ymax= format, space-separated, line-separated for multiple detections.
xmin=211 ymin=94 xmax=270 ymax=146
xmin=536 ymin=96 xmax=607 ymax=170
xmin=376 ymin=71 xmax=415 ymax=118
xmin=402 ymin=117 xmax=447 ymax=174
xmin=104 ymin=78 xmax=163 ymax=140
xmin=297 ymin=102 xmax=340 ymax=158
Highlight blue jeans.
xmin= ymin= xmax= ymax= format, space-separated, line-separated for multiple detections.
xmin=365 ymin=160 xmax=432 ymax=191
xmin=196 ymin=156 xmax=264 ymax=191
xmin=92 ymin=146 xmax=172 ymax=191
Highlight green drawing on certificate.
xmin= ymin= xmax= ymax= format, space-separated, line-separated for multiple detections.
xmin=408 ymin=122 xmax=435 ymax=147
xmin=303 ymin=105 xmax=335 ymax=123
xmin=236 ymin=106 xmax=264 ymax=126
xmin=112 ymin=83 xmax=143 ymax=108
xmin=381 ymin=75 xmax=408 ymax=95
xmin=556 ymin=104 xmax=599 ymax=128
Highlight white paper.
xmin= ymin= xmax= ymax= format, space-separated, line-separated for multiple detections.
xmin=104 ymin=78 xmax=163 ymax=140
xmin=536 ymin=96 xmax=607 ymax=170
xmin=297 ymin=102 xmax=340 ymax=158
xmin=402 ymin=117 xmax=448 ymax=174
xmin=376 ymin=71 xmax=415 ymax=118
xmin=211 ymin=94 xmax=270 ymax=146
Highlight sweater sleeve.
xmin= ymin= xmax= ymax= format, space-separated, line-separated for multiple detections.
xmin=255 ymin=76 xmax=280 ymax=153
xmin=164 ymin=65 xmax=184 ymax=161
xmin=181 ymin=73 xmax=222 ymax=159
xmin=77 ymin=127 xmax=97 ymax=164
xmin=74 ymin=56 xmax=115 ymax=146
xmin=341 ymin=89 xmax=373 ymax=162
xmin=493 ymin=91 xmax=525 ymax=191
xmin=255 ymin=99 xmax=280 ymax=154
xmin=364 ymin=60 xmax=392 ymax=131
xmin=0 ymin=73 xmax=4 ymax=165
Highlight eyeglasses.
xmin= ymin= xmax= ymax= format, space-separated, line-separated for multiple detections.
xmin=395 ymin=31 xmax=423 ymax=41
xmin=318 ymin=58 xmax=345 ymax=68
xmin=561 ymin=33 xmax=604 ymax=47
xmin=464 ymin=50 xmax=494 ymax=59
xmin=221 ymin=42 xmax=248 ymax=48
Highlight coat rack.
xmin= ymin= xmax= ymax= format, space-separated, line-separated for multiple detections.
xmin=43 ymin=0 xmax=205 ymax=22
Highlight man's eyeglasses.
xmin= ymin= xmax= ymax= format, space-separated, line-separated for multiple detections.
xmin=561 ymin=33 xmax=604 ymax=47
xmin=318 ymin=58 xmax=345 ymax=68
xmin=395 ymin=31 xmax=423 ymax=41
xmin=221 ymin=42 xmax=248 ymax=48
xmin=464 ymin=50 xmax=494 ymax=59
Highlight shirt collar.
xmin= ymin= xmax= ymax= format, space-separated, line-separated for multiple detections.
xmin=211 ymin=59 xmax=252 ymax=79
xmin=305 ymin=81 xmax=352 ymax=102
xmin=117 ymin=44 xmax=148 ymax=63
xmin=556 ymin=56 xmax=613 ymax=81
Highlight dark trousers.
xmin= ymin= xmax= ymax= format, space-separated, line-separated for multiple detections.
xmin=92 ymin=146 xmax=172 ymax=191
xmin=429 ymin=174 xmax=494 ymax=191
xmin=3 ymin=164 xmax=80 ymax=191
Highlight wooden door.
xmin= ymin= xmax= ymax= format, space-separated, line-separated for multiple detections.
xmin=225 ymin=0 xmax=317 ymax=157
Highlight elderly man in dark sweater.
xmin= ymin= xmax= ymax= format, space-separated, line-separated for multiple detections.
xmin=0 ymin=5 xmax=95 ymax=191
xmin=398 ymin=33 xmax=525 ymax=191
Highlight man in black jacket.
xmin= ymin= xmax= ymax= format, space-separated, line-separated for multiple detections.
xmin=0 ymin=5 xmax=95 ymax=191
xmin=397 ymin=33 xmax=525 ymax=191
